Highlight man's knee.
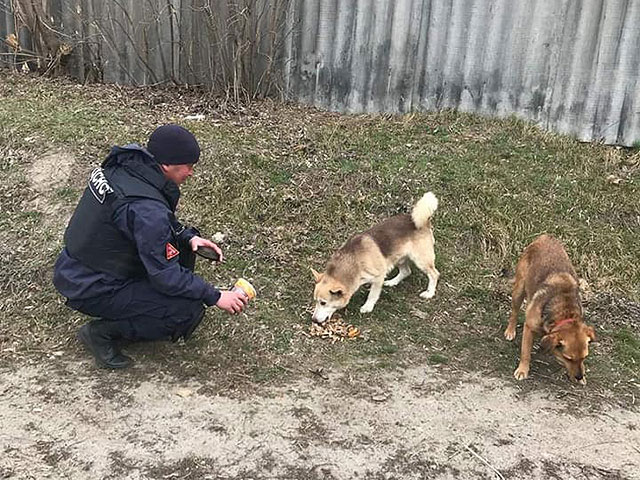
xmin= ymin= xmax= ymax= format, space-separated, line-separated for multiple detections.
xmin=172 ymin=306 xmax=205 ymax=342
xmin=131 ymin=302 xmax=205 ymax=342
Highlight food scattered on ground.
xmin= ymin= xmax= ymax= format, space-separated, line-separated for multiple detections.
xmin=308 ymin=315 xmax=361 ymax=342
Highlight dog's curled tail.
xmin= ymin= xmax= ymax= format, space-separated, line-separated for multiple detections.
xmin=411 ymin=191 xmax=438 ymax=229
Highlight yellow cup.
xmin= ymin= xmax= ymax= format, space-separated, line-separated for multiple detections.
xmin=232 ymin=278 xmax=256 ymax=300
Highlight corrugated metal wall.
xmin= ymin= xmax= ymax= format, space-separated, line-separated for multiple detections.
xmin=287 ymin=0 xmax=640 ymax=146
xmin=2 ymin=0 xmax=639 ymax=145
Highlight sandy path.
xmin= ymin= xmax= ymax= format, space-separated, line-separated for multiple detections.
xmin=1 ymin=359 xmax=638 ymax=479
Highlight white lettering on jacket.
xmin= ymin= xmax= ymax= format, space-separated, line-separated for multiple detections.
xmin=88 ymin=167 xmax=114 ymax=204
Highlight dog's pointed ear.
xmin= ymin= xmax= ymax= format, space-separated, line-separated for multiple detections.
xmin=329 ymin=289 xmax=343 ymax=297
xmin=311 ymin=268 xmax=323 ymax=283
xmin=541 ymin=333 xmax=560 ymax=351
xmin=585 ymin=326 xmax=596 ymax=343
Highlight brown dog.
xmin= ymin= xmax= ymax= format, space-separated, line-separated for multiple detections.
xmin=504 ymin=234 xmax=595 ymax=384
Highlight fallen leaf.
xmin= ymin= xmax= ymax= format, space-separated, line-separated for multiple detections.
xmin=606 ymin=174 xmax=623 ymax=185
xmin=175 ymin=388 xmax=193 ymax=398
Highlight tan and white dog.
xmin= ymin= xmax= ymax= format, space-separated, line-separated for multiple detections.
xmin=311 ymin=192 xmax=439 ymax=324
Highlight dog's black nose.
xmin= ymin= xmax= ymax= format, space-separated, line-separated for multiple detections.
xmin=575 ymin=373 xmax=583 ymax=380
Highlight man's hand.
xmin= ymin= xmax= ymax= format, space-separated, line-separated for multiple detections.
xmin=190 ymin=236 xmax=223 ymax=262
xmin=216 ymin=290 xmax=248 ymax=314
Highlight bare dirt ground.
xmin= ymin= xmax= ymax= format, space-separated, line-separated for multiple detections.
xmin=1 ymin=357 xmax=639 ymax=480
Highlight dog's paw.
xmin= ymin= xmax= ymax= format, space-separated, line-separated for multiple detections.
xmin=504 ymin=328 xmax=516 ymax=341
xmin=419 ymin=290 xmax=435 ymax=299
xmin=360 ymin=304 xmax=374 ymax=314
xmin=513 ymin=366 xmax=529 ymax=381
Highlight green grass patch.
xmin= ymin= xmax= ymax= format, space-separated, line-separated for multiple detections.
xmin=613 ymin=328 xmax=640 ymax=374
xmin=0 ymin=70 xmax=638 ymax=400
xmin=428 ymin=353 xmax=449 ymax=365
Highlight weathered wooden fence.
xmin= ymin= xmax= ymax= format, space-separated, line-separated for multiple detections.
xmin=2 ymin=0 xmax=640 ymax=145
xmin=0 ymin=0 xmax=290 ymax=101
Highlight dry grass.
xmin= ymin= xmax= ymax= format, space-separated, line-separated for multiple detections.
xmin=0 ymin=70 xmax=638 ymax=405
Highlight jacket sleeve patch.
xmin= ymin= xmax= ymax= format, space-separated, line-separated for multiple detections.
xmin=166 ymin=242 xmax=180 ymax=260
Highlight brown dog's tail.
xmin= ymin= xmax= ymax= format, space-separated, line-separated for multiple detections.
xmin=411 ymin=191 xmax=438 ymax=229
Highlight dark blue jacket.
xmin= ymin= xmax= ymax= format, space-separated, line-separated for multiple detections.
xmin=54 ymin=145 xmax=221 ymax=306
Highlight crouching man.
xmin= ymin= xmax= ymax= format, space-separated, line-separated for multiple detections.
xmin=53 ymin=124 xmax=247 ymax=368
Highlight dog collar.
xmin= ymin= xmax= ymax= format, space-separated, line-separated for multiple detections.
xmin=553 ymin=318 xmax=575 ymax=330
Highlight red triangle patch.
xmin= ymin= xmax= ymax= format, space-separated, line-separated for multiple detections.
xmin=166 ymin=242 xmax=179 ymax=260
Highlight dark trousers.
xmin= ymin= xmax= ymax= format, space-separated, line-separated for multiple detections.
xmin=67 ymin=277 xmax=205 ymax=343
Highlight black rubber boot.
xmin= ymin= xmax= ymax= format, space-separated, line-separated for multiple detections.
xmin=77 ymin=320 xmax=133 ymax=369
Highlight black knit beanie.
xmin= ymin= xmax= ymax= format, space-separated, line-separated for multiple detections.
xmin=147 ymin=124 xmax=200 ymax=165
